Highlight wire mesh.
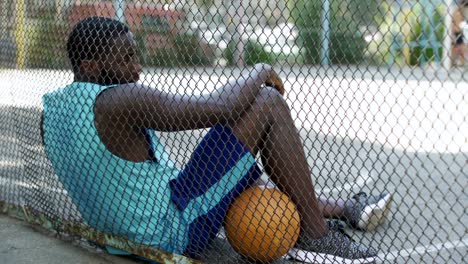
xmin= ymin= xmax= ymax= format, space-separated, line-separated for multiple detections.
xmin=0 ymin=0 xmax=467 ymax=263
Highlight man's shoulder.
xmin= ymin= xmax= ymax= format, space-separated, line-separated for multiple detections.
xmin=96 ymin=82 xmax=154 ymax=106
xmin=42 ymin=86 xmax=66 ymax=98
xmin=42 ymin=83 xmax=81 ymax=100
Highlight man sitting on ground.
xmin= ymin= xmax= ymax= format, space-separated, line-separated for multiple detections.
xmin=41 ymin=17 xmax=392 ymax=263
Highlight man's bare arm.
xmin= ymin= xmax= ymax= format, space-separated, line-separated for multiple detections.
xmin=99 ymin=64 xmax=278 ymax=131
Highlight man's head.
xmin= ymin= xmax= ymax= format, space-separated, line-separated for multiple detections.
xmin=67 ymin=17 xmax=142 ymax=85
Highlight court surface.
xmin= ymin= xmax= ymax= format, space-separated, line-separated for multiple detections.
xmin=0 ymin=65 xmax=466 ymax=263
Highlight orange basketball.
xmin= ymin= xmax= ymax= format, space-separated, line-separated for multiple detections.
xmin=224 ymin=186 xmax=301 ymax=263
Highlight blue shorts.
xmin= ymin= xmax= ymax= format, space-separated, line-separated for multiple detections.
xmin=105 ymin=124 xmax=262 ymax=258
xmin=170 ymin=124 xmax=262 ymax=257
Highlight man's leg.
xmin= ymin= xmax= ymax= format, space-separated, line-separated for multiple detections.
xmin=453 ymin=43 xmax=465 ymax=66
xmin=460 ymin=43 xmax=466 ymax=66
xmin=227 ymin=87 xmax=380 ymax=263
xmin=229 ymin=87 xmax=392 ymax=232
xmin=171 ymin=124 xmax=263 ymax=257
xmin=228 ymin=87 xmax=328 ymax=238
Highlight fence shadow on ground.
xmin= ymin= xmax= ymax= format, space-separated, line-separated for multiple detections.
xmin=0 ymin=105 xmax=465 ymax=263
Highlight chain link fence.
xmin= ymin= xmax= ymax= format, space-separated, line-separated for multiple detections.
xmin=0 ymin=0 xmax=467 ymax=263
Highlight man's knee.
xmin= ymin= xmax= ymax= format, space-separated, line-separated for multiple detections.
xmin=256 ymin=87 xmax=289 ymax=112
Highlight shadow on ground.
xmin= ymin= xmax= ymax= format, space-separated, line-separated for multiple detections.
xmin=0 ymin=105 xmax=465 ymax=263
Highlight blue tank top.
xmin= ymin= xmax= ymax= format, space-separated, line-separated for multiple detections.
xmin=42 ymin=82 xmax=188 ymax=253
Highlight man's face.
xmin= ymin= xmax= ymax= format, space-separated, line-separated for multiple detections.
xmin=97 ymin=31 xmax=142 ymax=85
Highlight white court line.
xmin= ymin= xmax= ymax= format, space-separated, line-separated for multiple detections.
xmin=319 ymin=170 xmax=374 ymax=194
xmin=0 ymin=160 xmax=23 ymax=168
xmin=0 ymin=176 xmax=67 ymax=194
xmin=0 ymin=135 xmax=19 ymax=143
xmin=377 ymin=238 xmax=468 ymax=262
xmin=2 ymin=69 xmax=467 ymax=154
xmin=0 ymin=160 xmax=44 ymax=168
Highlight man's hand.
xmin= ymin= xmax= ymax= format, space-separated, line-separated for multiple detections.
xmin=264 ymin=68 xmax=285 ymax=96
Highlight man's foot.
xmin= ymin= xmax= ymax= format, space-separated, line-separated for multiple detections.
xmin=343 ymin=192 xmax=393 ymax=231
xmin=288 ymin=220 xmax=377 ymax=263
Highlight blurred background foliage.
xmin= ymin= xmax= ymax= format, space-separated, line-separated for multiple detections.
xmin=369 ymin=1 xmax=446 ymax=66
xmin=18 ymin=7 xmax=69 ymax=69
xmin=2 ymin=0 xmax=453 ymax=68
xmin=289 ymin=0 xmax=380 ymax=65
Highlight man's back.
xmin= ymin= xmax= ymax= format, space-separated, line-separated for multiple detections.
xmin=42 ymin=82 xmax=185 ymax=252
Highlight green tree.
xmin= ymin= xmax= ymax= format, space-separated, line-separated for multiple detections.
xmin=289 ymin=0 xmax=380 ymax=64
xmin=374 ymin=1 xmax=445 ymax=66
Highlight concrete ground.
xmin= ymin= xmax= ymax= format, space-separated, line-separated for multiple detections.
xmin=0 ymin=214 xmax=141 ymax=264
xmin=0 ymin=65 xmax=466 ymax=263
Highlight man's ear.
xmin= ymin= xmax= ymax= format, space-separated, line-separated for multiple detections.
xmin=79 ymin=60 xmax=101 ymax=80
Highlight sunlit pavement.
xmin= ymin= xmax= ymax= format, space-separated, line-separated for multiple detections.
xmin=0 ymin=214 xmax=140 ymax=264
xmin=0 ymin=65 xmax=466 ymax=263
